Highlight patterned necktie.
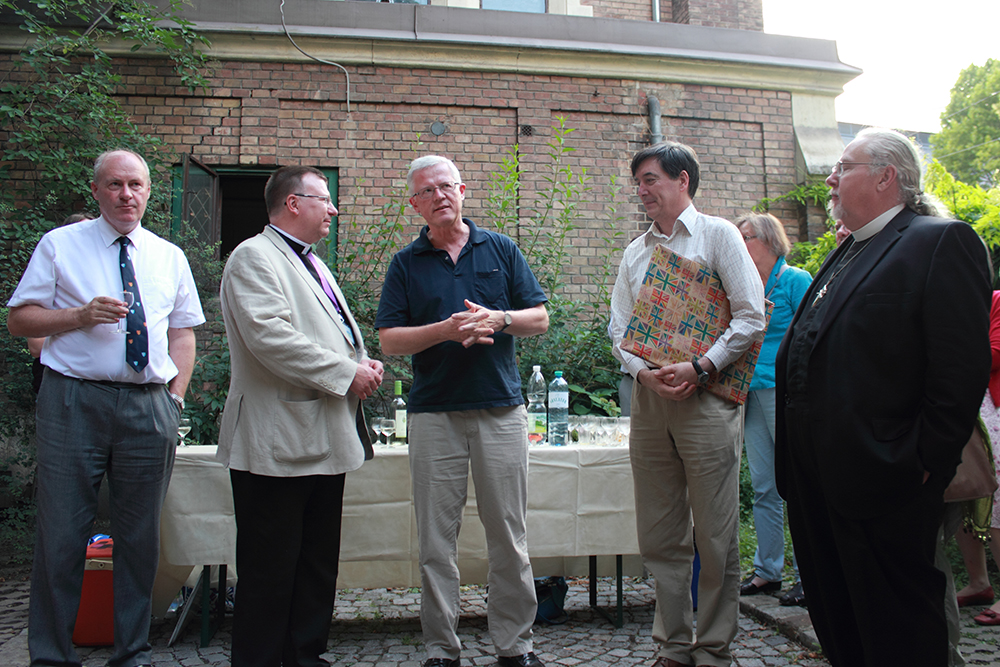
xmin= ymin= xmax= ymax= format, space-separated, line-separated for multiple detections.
xmin=118 ymin=237 xmax=149 ymax=372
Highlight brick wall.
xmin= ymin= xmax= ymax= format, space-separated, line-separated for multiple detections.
xmin=684 ymin=0 xmax=763 ymax=30
xmin=585 ymin=0 xmax=667 ymax=21
xmin=0 ymin=54 xmax=797 ymax=301
xmin=585 ymin=0 xmax=762 ymax=29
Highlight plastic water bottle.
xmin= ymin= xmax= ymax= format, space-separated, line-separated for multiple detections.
xmin=526 ymin=365 xmax=547 ymax=445
xmin=392 ymin=380 xmax=407 ymax=445
xmin=548 ymin=371 xmax=569 ymax=446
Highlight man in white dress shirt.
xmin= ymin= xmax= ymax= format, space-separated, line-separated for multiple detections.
xmin=7 ymin=149 xmax=204 ymax=667
xmin=609 ymin=142 xmax=766 ymax=667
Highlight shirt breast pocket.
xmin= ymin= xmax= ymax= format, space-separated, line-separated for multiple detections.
xmin=475 ymin=269 xmax=508 ymax=309
xmin=136 ymin=276 xmax=177 ymax=323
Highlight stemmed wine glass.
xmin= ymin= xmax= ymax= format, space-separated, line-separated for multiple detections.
xmin=370 ymin=417 xmax=384 ymax=446
xmin=116 ymin=291 xmax=134 ymax=334
xmin=615 ymin=417 xmax=630 ymax=446
xmin=380 ymin=418 xmax=397 ymax=447
xmin=600 ymin=416 xmax=617 ymax=445
xmin=177 ymin=418 xmax=191 ymax=446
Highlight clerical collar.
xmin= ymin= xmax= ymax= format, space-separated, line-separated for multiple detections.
xmin=269 ymin=224 xmax=312 ymax=255
xmin=850 ymin=204 xmax=905 ymax=242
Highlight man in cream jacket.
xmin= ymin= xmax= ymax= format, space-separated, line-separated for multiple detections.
xmin=218 ymin=165 xmax=383 ymax=667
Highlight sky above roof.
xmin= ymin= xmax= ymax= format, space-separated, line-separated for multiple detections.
xmin=762 ymin=0 xmax=999 ymax=133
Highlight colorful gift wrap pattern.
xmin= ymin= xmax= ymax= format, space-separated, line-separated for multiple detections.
xmin=619 ymin=244 xmax=772 ymax=406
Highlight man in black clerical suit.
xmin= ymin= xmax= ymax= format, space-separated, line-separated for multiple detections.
xmin=775 ymin=127 xmax=991 ymax=667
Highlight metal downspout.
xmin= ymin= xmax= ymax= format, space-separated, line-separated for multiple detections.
xmin=648 ymin=96 xmax=662 ymax=145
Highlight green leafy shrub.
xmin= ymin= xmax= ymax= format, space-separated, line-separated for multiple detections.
xmin=757 ymin=179 xmax=835 ymax=277
xmin=484 ymin=120 xmax=627 ymax=416
xmin=926 ymin=160 xmax=1000 ymax=286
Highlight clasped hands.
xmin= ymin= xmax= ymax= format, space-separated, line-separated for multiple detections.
xmin=350 ymin=358 xmax=384 ymax=401
xmin=637 ymin=361 xmax=702 ymax=402
xmin=446 ymin=299 xmax=503 ymax=348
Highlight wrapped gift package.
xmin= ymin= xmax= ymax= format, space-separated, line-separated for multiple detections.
xmin=619 ymin=244 xmax=772 ymax=405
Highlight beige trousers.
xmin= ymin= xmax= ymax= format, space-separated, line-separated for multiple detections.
xmin=409 ymin=406 xmax=536 ymax=661
xmin=630 ymin=382 xmax=743 ymax=667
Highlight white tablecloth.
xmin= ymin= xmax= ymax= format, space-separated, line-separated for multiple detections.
xmin=153 ymin=445 xmax=237 ymax=616
xmin=153 ymin=444 xmax=641 ymax=612
xmin=339 ymin=445 xmax=641 ymax=587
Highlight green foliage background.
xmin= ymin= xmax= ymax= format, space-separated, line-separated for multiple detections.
xmin=483 ymin=122 xmax=626 ymax=417
xmin=926 ymin=160 xmax=1000 ymax=286
xmin=931 ymin=58 xmax=1000 ymax=189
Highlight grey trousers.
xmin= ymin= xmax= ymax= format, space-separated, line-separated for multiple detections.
xmin=409 ymin=406 xmax=536 ymax=661
xmin=29 ymin=370 xmax=178 ymax=667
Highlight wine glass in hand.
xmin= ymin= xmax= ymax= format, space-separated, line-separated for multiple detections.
xmin=116 ymin=291 xmax=135 ymax=334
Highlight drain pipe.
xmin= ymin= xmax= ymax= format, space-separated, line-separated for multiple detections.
xmin=652 ymin=0 xmax=660 ymax=22
xmin=648 ymin=95 xmax=663 ymax=145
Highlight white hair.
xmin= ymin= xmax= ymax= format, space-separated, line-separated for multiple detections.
xmin=855 ymin=128 xmax=948 ymax=217
xmin=406 ymin=155 xmax=462 ymax=193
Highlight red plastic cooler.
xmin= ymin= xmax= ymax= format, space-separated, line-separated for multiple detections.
xmin=72 ymin=537 xmax=114 ymax=646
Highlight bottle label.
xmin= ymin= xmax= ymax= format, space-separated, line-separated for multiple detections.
xmin=395 ymin=409 xmax=407 ymax=441
xmin=528 ymin=413 xmax=547 ymax=440
xmin=549 ymin=392 xmax=569 ymax=409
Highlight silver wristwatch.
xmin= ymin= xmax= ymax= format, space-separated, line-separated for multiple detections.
xmin=691 ymin=358 xmax=710 ymax=385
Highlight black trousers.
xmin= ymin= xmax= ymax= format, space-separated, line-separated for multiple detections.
xmin=230 ymin=470 xmax=347 ymax=667
xmin=783 ymin=406 xmax=947 ymax=667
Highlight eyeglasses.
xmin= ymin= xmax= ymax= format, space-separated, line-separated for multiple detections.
xmin=831 ymin=161 xmax=885 ymax=175
xmin=293 ymin=193 xmax=332 ymax=205
xmin=413 ymin=182 xmax=461 ymax=201
xmin=742 ymin=234 xmax=758 ymax=242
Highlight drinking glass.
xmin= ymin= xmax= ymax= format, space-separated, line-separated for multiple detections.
xmin=588 ymin=416 xmax=603 ymax=445
xmin=116 ymin=291 xmax=134 ymax=334
xmin=568 ymin=417 xmax=581 ymax=445
xmin=380 ymin=418 xmax=397 ymax=447
xmin=177 ymin=418 xmax=191 ymax=446
xmin=583 ymin=415 xmax=600 ymax=447
xmin=370 ymin=417 xmax=384 ymax=445
xmin=616 ymin=416 xmax=631 ymax=446
xmin=600 ymin=417 xmax=617 ymax=446
xmin=574 ymin=416 xmax=589 ymax=445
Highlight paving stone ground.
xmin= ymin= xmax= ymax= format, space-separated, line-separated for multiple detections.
xmin=0 ymin=574 xmax=995 ymax=666
xmin=0 ymin=575 xmax=830 ymax=667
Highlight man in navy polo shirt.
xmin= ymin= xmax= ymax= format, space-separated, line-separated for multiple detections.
xmin=376 ymin=155 xmax=549 ymax=667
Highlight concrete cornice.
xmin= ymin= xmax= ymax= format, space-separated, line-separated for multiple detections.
xmin=193 ymin=30 xmax=857 ymax=97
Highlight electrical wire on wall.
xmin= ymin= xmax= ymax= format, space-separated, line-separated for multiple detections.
xmin=279 ymin=0 xmax=352 ymax=113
